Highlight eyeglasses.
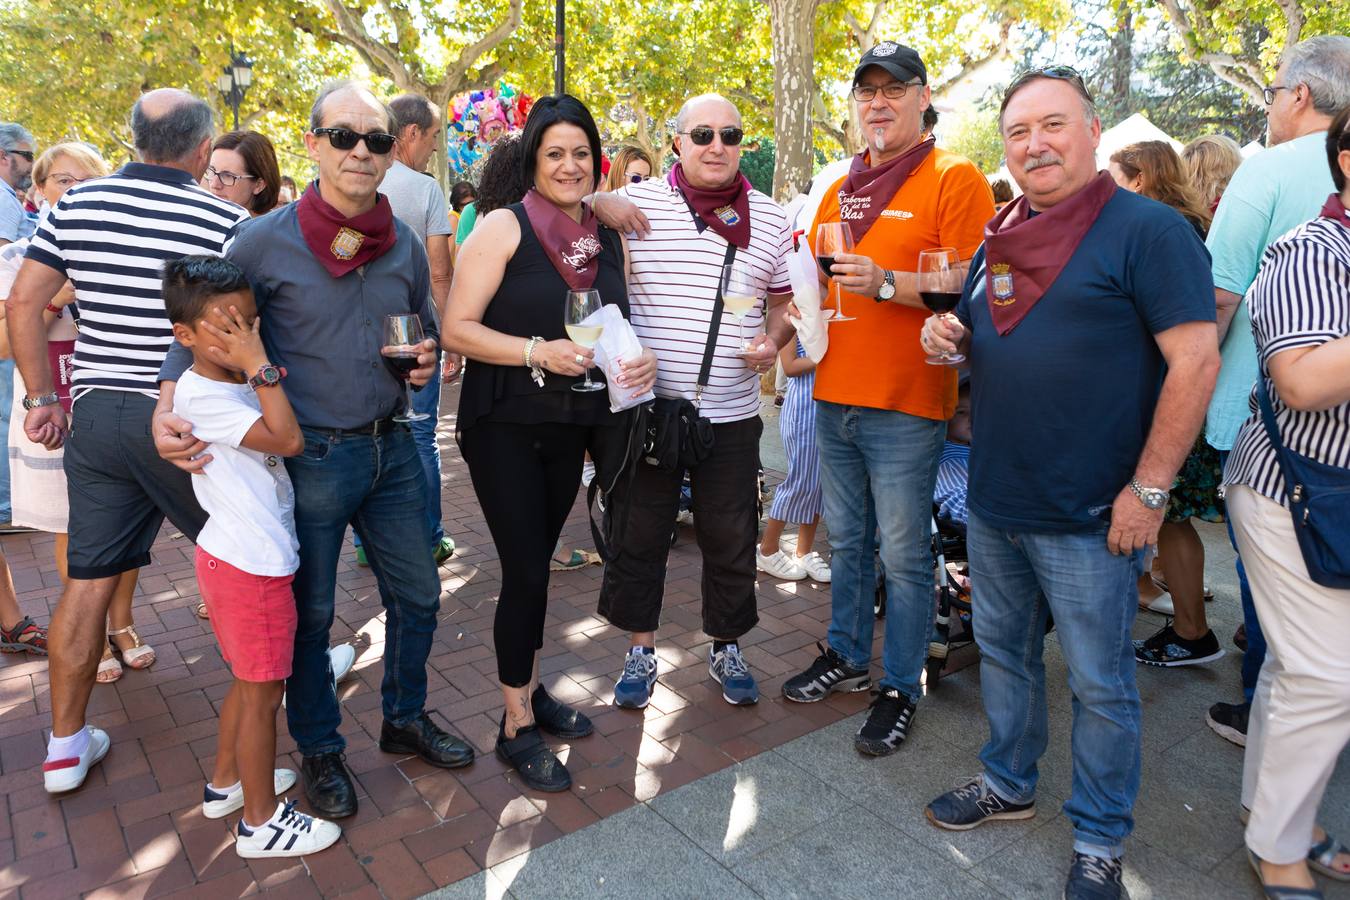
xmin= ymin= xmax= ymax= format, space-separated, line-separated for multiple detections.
xmin=204 ymin=166 xmax=257 ymax=187
xmin=2 ymin=148 xmax=34 ymax=163
xmin=314 ymin=127 xmax=397 ymax=155
xmin=677 ymin=126 xmax=744 ymax=147
xmin=850 ymin=81 xmax=922 ymax=102
xmin=1001 ymin=65 xmax=1095 ymax=114
xmin=1262 ymin=84 xmax=1293 ymax=106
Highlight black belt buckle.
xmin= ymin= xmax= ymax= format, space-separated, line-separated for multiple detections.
xmin=369 ymin=416 xmax=398 ymax=436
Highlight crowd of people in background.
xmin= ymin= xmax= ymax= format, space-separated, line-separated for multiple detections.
xmin=0 ymin=30 xmax=1347 ymax=900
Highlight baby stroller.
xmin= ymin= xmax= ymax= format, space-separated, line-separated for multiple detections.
xmin=873 ymin=508 xmax=974 ymax=687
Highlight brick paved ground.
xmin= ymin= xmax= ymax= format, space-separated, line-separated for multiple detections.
xmin=0 ymin=388 xmax=921 ymax=899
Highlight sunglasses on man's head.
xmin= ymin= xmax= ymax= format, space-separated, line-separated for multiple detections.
xmin=678 ymin=126 xmax=744 ymax=147
xmin=1013 ymin=65 xmax=1094 ymax=102
xmin=314 ymin=127 xmax=397 ymax=155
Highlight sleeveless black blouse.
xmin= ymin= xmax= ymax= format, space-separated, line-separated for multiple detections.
xmin=457 ymin=203 xmax=630 ymax=433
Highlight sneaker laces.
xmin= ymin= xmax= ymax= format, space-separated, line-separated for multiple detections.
xmin=1076 ymin=854 xmax=1120 ymax=886
xmin=802 ymin=642 xmax=842 ymax=679
xmin=277 ymin=800 xmax=314 ymax=833
xmin=717 ymin=644 xmax=749 ymax=678
xmin=622 ymin=649 xmax=654 ymax=681
xmin=950 ymin=777 xmax=987 ymax=804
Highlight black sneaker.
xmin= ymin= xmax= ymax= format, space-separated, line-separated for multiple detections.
xmin=1205 ymin=700 xmax=1249 ymax=747
xmin=925 ymin=776 xmax=1036 ymax=831
xmin=854 ymin=688 xmax=915 ymax=756
xmin=1133 ymin=623 xmax=1225 ymax=667
xmin=1063 ymin=852 xmax=1124 ymax=900
xmin=782 ymin=642 xmax=871 ymax=703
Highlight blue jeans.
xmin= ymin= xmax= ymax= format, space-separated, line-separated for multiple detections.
xmin=1217 ymin=450 xmax=1265 ymax=702
xmin=968 ymin=511 xmax=1144 ymax=860
xmin=0 ymin=358 xmax=13 ymax=521
xmin=816 ymin=401 xmax=945 ymax=698
xmin=284 ymin=425 xmax=440 ymax=756
xmin=354 ymin=370 xmax=444 ymax=550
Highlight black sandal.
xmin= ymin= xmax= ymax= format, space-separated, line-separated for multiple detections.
xmin=531 ymin=685 xmax=594 ymax=739
xmin=496 ymin=718 xmax=571 ymax=792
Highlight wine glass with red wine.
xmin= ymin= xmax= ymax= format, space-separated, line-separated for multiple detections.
xmin=917 ymin=247 xmax=965 ymax=365
xmin=814 ymin=222 xmax=856 ymax=322
xmin=383 ymin=314 xmax=430 ymax=422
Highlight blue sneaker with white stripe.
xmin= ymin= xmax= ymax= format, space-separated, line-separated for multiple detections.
xmin=709 ymin=644 xmax=759 ymax=705
xmin=235 ymin=799 xmax=341 ymax=858
xmin=614 ymin=647 xmax=659 ymax=709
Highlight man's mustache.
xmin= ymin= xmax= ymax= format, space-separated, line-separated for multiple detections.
xmin=1024 ymin=153 xmax=1064 ymax=172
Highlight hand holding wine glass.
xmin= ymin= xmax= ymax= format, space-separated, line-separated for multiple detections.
xmin=814 ymin=222 xmax=857 ymax=322
xmin=383 ymin=315 xmax=431 ymax=422
xmin=917 ymin=247 xmax=965 ymax=365
xmin=564 ymin=289 xmax=607 ymax=393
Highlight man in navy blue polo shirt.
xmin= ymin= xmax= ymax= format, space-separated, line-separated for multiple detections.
xmin=919 ymin=68 xmax=1220 ymax=899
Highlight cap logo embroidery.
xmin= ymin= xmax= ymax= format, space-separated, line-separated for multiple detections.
xmin=331 ymin=227 xmax=365 ymax=260
xmin=873 ymin=42 xmax=899 ymax=57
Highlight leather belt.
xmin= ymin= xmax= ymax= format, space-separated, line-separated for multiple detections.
xmin=305 ymin=415 xmax=401 ymax=437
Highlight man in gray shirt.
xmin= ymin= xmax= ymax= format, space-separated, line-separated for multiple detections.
xmin=155 ymin=80 xmax=475 ymax=819
xmin=367 ymin=92 xmax=455 ymax=564
xmin=0 ymin=122 xmax=35 ymax=246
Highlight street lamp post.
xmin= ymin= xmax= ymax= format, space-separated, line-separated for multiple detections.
xmin=215 ymin=45 xmax=254 ymax=130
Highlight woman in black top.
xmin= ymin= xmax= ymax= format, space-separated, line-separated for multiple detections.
xmin=443 ymin=95 xmax=656 ymax=791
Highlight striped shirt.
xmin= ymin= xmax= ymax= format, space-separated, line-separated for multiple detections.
xmin=1223 ymin=215 xmax=1350 ymax=506
xmin=934 ymin=440 xmax=970 ymax=526
xmin=617 ymin=178 xmax=793 ymax=423
xmin=25 ymin=162 xmax=249 ymax=400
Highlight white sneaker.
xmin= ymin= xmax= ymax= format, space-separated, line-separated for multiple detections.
xmin=283 ymin=645 xmax=356 ymax=708
xmin=581 ymin=461 xmax=596 ymax=488
xmin=676 ymin=509 xmax=694 ymax=526
xmin=797 ymin=551 xmax=832 ymax=583
xmin=42 ymin=727 xmax=111 ymax=794
xmin=757 ymin=549 xmax=807 ymax=580
xmin=235 ymin=800 xmax=341 ymax=858
xmin=329 ymin=644 xmax=357 ymax=684
xmin=203 ymin=768 xmax=299 ymax=819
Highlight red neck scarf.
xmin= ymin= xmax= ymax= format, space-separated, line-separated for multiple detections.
xmin=522 ymin=188 xmax=603 ymax=290
xmin=837 ymin=138 xmax=935 ymax=242
xmin=667 ymin=163 xmax=752 ymax=248
xmin=983 ymin=171 xmax=1117 ymax=336
xmin=1321 ymin=193 xmax=1350 ymax=230
xmin=295 ymin=183 xmax=398 ymax=278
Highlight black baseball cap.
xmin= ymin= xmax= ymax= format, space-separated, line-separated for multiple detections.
xmin=853 ymin=41 xmax=927 ymax=86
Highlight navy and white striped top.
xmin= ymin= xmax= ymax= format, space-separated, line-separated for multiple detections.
xmin=1223 ymin=214 xmax=1350 ymax=507
xmin=25 ymin=162 xmax=249 ymax=400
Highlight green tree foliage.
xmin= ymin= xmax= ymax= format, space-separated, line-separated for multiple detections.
xmin=0 ymin=0 xmax=355 ymax=180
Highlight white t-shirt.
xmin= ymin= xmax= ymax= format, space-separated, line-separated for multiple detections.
xmin=173 ymin=369 xmax=299 ymax=576
xmin=616 ymin=178 xmax=793 ymax=422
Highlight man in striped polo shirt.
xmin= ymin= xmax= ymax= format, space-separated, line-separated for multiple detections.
xmin=591 ymin=93 xmax=796 ymax=710
xmin=6 ymin=89 xmax=250 ymax=793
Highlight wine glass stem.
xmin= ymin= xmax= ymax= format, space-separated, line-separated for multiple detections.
xmin=405 ymin=382 xmax=416 ymax=415
xmin=738 ymin=318 xmax=747 ymax=351
xmin=583 ymin=367 xmax=594 ymax=388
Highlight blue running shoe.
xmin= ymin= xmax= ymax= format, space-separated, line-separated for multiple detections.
xmin=614 ymin=647 xmax=659 ymax=709
xmin=709 ymin=644 xmax=758 ymax=705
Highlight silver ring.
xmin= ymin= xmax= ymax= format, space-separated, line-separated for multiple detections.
xmin=574 ymin=354 xmax=585 ymax=365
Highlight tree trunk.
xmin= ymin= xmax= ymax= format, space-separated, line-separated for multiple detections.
xmin=1105 ymin=1 xmax=1133 ymax=122
xmin=768 ymin=0 xmax=818 ymax=201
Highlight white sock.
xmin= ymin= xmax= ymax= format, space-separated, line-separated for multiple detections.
xmin=47 ymin=726 xmax=90 ymax=762
xmin=209 ymin=780 xmax=241 ymax=795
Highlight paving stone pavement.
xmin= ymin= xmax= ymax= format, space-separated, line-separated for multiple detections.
xmin=1 ymin=389 xmax=1345 ymax=899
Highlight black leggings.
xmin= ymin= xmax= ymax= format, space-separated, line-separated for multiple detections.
xmin=459 ymin=420 xmax=587 ymax=686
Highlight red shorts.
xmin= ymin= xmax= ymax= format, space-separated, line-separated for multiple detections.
xmin=195 ymin=547 xmax=297 ymax=683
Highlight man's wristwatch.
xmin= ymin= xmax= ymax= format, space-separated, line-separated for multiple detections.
xmin=1128 ymin=478 xmax=1170 ymax=510
xmin=248 ymin=364 xmax=286 ymax=391
xmin=22 ymin=391 xmax=60 ymax=411
xmin=876 ymin=269 xmax=896 ymax=301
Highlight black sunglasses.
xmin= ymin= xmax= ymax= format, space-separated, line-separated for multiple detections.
xmin=3 ymin=148 xmax=34 ymax=162
xmin=627 ymin=172 xmax=645 ymax=183
xmin=678 ymin=126 xmax=744 ymax=147
xmin=314 ymin=127 xmax=397 ymax=155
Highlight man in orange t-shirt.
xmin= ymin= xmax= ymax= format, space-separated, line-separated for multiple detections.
xmin=781 ymin=42 xmax=993 ymax=758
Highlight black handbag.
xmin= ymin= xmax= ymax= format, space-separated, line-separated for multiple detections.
xmin=641 ymin=242 xmax=737 ymax=472
xmin=1255 ymin=377 xmax=1350 ymax=589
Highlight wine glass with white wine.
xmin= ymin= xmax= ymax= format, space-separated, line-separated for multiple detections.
xmin=721 ymin=262 xmax=762 ymax=354
xmin=564 ymin=289 xmax=607 ymax=392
